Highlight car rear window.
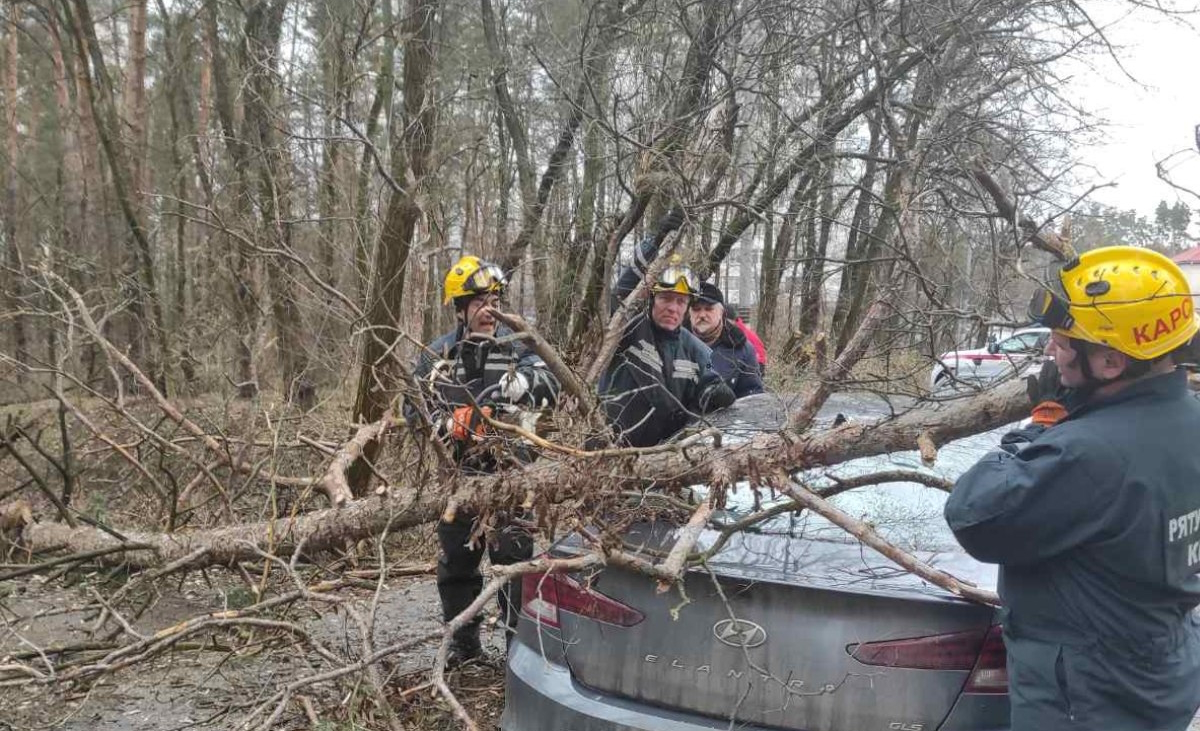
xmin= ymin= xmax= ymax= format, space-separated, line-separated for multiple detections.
xmin=696 ymin=393 xmax=1012 ymax=552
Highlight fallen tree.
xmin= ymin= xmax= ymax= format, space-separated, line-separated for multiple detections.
xmin=6 ymin=377 xmax=1027 ymax=570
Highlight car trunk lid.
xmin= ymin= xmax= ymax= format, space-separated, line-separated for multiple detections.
xmin=553 ymin=525 xmax=998 ymax=730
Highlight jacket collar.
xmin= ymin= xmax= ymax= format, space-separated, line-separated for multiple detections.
xmin=1069 ymin=369 xmax=1189 ymax=420
xmin=694 ymin=318 xmax=745 ymax=349
xmin=447 ymin=323 xmax=514 ymax=348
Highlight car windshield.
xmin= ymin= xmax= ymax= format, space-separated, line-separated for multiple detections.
xmin=998 ymin=332 xmax=1041 ymax=353
xmin=693 ymin=392 xmax=1011 ymax=552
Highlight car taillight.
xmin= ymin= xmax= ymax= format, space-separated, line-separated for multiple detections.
xmin=963 ymin=625 xmax=1008 ymax=694
xmin=848 ymin=624 xmax=1008 ymax=694
xmin=520 ymin=572 xmax=644 ymax=629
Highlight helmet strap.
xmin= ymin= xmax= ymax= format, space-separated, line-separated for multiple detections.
xmin=1071 ymin=337 xmax=1152 ymax=396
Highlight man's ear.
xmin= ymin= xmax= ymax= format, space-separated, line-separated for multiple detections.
xmin=1092 ymin=347 xmax=1130 ymax=380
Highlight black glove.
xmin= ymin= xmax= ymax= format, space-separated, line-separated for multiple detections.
xmin=999 ymin=424 xmax=1047 ymax=455
xmin=1025 ymin=360 xmax=1064 ymax=405
xmin=1025 ymin=360 xmax=1084 ymax=421
xmin=652 ymin=206 xmax=686 ymax=243
xmin=698 ymin=382 xmax=736 ymax=413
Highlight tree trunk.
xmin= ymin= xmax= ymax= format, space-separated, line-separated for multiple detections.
xmin=3 ymin=3 xmax=27 ymax=370
xmin=120 ymin=0 xmax=152 ymax=385
xmin=480 ymin=0 xmax=533 ymax=210
xmin=563 ymin=111 xmax=605 ymax=347
xmin=205 ymin=0 xmax=260 ymax=398
xmin=829 ymin=112 xmax=883 ymax=350
xmin=122 ymin=0 xmax=148 ymax=196
xmin=11 ymin=379 xmax=1031 ymax=570
xmin=241 ymin=0 xmax=312 ymax=407
xmin=350 ymin=0 xmax=442 ymax=492
xmin=315 ymin=2 xmax=354 ymax=299
xmin=492 ymin=0 xmax=629 ymax=278
xmin=757 ymin=178 xmax=806 ymax=339
xmin=353 ymin=0 xmax=396 ymax=303
xmin=797 ymin=151 xmax=835 ymax=337
xmin=153 ymin=2 xmax=193 ymax=381
xmin=62 ymin=0 xmax=169 ymax=392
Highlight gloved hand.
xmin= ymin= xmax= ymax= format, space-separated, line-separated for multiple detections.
xmin=1025 ymin=360 xmax=1071 ymax=427
xmin=652 ymin=207 xmax=686 ymax=243
xmin=999 ymin=424 xmax=1047 ymax=455
xmin=698 ymin=382 xmax=736 ymax=413
xmin=445 ymin=405 xmax=494 ymax=442
xmin=498 ymin=371 xmax=530 ymax=403
xmin=428 ymin=358 xmax=455 ymax=383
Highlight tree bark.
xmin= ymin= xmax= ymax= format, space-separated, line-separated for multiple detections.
xmin=122 ymin=0 xmax=148 ymax=197
xmin=353 ymin=0 xmax=396 ymax=302
xmin=829 ymin=112 xmax=883 ymax=349
xmin=480 ymin=0 xmax=533 ymax=210
xmin=62 ymin=0 xmax=169 ymax=391
xmin=349 ymin=0 xmax=442 ymax=491
xmin=241 ymin=0 xmax=312 ymax=406
xmin=314 ymin=2 xmax=355 ymax=298
xmin=154 ymin=1 xmax=192 ymax=380
xmin=9 ymin=379 xmax=1030 ymax=570
xmin=205 ymin=0 xmax=261 ymax=399
xmin=3 ymin=2 xmax=27 ymax=370
xmin=796 ymin=149 xmax=836 ymax=338
xmin=757 ymin=177 xmax=805 ymax=339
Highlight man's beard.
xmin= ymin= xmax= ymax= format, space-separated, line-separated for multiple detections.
xmin=695 ymin=319 xmax=721 ymax=343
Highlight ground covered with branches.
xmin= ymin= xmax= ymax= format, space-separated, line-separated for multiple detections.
xmin=4 ymin=0 xmax=1200 ymax=727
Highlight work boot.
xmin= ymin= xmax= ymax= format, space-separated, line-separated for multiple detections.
xmin=446 ymin=626 xmax=483 ymax=668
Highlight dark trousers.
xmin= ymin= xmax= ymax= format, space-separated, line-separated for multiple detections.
xmin=437 ymin=511 xmax=533 ymax=644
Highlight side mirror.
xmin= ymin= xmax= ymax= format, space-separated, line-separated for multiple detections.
xmin=986 ymin=341 xmax=1000 ymax=354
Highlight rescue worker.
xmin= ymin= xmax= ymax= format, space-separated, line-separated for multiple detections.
xmin=599 ymin=214 xmax=736 ymax=447
xmin=944 ymin=246 xmax=1200 ymax=730
xmin=412 ymin=255 xmax=561 ymax=666
xmin=687 ymin=282 xmax=765 ymax=397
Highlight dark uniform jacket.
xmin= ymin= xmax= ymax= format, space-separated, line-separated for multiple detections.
xmin=599 ymin=237 xmax=734 ymax=448
xmin=945 ymin=370 xmax=1200 ymax=730
xmin=411 ymin=324 xmax=560 ymax=463
xmin=696 ymin=319 xmax=765 ymax=398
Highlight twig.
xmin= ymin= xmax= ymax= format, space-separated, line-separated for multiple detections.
xmin=0 ymin=430 xmax=76 ymax=527
xmin=489 ymin=310 xmax=595 ymax=414
xmin=971 ymin=164 xmax=1075 ymax=262
xmin=431 ymin=554 xmax=607 ymax=731
xmin=45 ymin=274 xmax=328 ymax=499
xmin=655 ymin=500 xmax=713 ymax=593
xmin=583 ymin=244 xmax=678 ymax=386
xmin=0 ymin=543 xmax=154 ymax=582
xmin=790 ymin=301 xmax=888 ymax=434
xmin=773 ymin=474 xmax=1000 ymax=606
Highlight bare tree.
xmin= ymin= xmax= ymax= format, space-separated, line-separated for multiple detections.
xmin=350 ymin=0 xmax=442 ymax=491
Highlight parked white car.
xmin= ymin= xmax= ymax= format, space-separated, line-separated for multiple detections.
xmin=930 ymin=327 xmax=1050 ymax=390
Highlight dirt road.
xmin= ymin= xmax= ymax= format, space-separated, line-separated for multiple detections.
xmin=0 ymin=573 xmax=489 ymax=730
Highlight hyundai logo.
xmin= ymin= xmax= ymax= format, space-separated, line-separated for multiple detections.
xmin=712 ymin=618 xmax=767 ymax=648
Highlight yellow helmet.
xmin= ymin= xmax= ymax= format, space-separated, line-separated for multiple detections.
xmin=650 ymin=255 xmax=700 ymax=297
xmin=1028 ymin=246 xmax=1197 ymax=360
xmin=443 ymin=255 xmax=507 ymax=305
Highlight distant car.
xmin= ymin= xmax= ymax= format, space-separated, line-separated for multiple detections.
xmin=930 ymin=327 xmax=1050 ymax=390
xmin=502 ymin=394 xmax=1011 ymax=731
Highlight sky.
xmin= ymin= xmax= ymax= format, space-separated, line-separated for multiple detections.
xmin=1071 ymin=3 xmax=1200 ymax=217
